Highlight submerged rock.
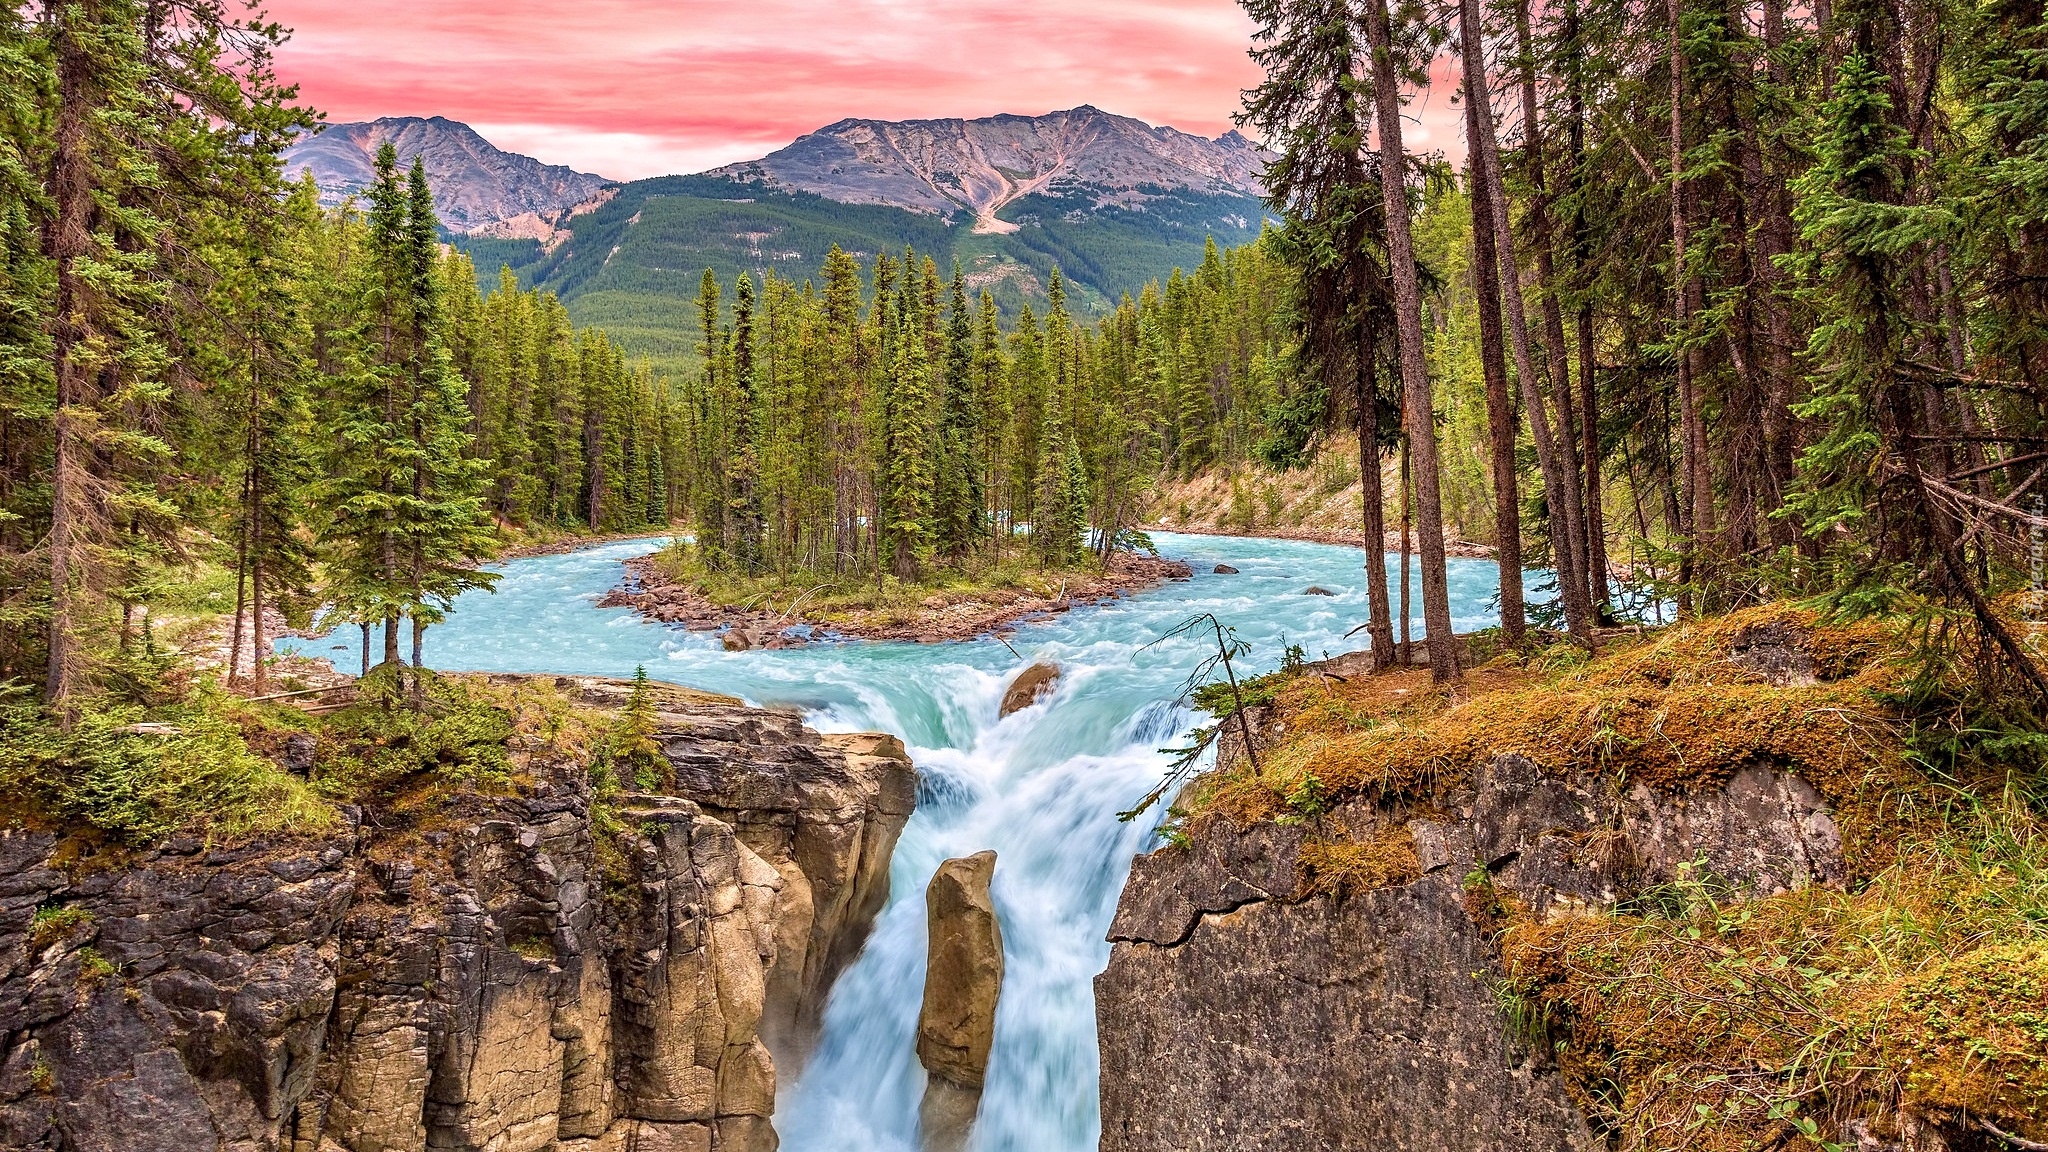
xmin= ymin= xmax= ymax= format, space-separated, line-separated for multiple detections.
xmin=1302 ymin=585 xmax=1336 ymax=596
xmin=917 ymin=851 xmax=1004 ymax=1152
xmin=998 ymin=662 xmax=1061 ymax=716
xmin=1213 ymin=564 xmax=1239 ymax=574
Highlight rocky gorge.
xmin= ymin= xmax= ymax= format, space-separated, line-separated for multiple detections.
xmin=1090 ymin=610 xmax=2044 ymax=1152
xmin=0 ymin=677 xmax=914 ymax=1152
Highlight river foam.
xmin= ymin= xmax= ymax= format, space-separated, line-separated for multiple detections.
xmin=280 ymin=532 xmax=1515 ymax=1151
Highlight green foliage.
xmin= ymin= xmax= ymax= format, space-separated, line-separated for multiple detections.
xmin=0 ymin=691 xmax=333 ymax=843
xmin=314 ymin=668 xmax=516 ymax=796
xmin=28 ymin=905 xmax=92 ymax=951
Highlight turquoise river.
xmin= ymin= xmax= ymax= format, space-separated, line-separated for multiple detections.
xmin=281 ymin=531 xmax=1510 ymax=1152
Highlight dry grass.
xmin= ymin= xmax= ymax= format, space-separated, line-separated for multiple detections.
xmin=1297 ymin=822 xmax=1423 ymax=897
xmin=1498 ymin=798 xmax=2048 ymax=1149
xmin=1186 ymin=606 xmax=1914 ymax=847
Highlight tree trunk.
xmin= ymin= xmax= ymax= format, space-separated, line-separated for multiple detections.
xmin=359 ymin=622 xmax=371 ymax=678
xmin=1353 ymin=327 xmax=1397 ymax=669
xmin=1464 ymin=128 xmax=1527 ymax=646
xmin=1669 ymin=0 xmax=1714 ymax=605
xmin=1755 ymin=0 xmax=1803 ymax=541
xmin=1565 ymin=0 xmax=1612 ymax=613
xmin=45 ymin=3 xmax=98 ymax=720
xmin=1461 ymin=0 xmax=1593 ymax=642
xmin=251 ymin=528 xmax=266 ymax=696
xmin=229 ymin=471 xmax=250 ymax=689
xmin=1575 ymin=308 xmax=1608 ymax=612
xmin=1512 ymin=0 xmax=1593 ymax=602
xmin=1367 ymin=0 xmax=1459 ymax=679
xmin=1400 ymin=438 xmax=1413 ymax=666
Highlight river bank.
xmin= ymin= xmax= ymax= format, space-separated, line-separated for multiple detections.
xmin=597 ymin=550 xmax=1195 ymax=645
xmin=266 ymin=531 xmax=1509 ymax=1151
xmin=1141 ymin=520 xmax=1496 ymax=559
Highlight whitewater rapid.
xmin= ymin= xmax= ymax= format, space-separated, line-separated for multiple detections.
xmin=281 ymin=532 xmax=1509 ymax=1151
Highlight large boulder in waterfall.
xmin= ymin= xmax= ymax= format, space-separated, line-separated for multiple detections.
xmin=917 ymin=851 xmax=1004 ymax=1152
xmin=999 ymin=662 xmax=1061 ymax=716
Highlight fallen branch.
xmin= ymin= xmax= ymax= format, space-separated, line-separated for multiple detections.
xmin=1981 ymin=1118 xmax=2048 ymax=1152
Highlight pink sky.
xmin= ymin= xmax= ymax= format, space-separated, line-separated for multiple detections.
xmin=264 ymin=0 xmax=1464 ymax=181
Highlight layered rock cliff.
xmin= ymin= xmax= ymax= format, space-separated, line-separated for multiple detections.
xmin=1096 ymin=757 xmax=1842 ymax=1151
xmin=0 ymin=677 xmax=913 ymax=1152
xmin=1091 ymin=611 xmax=2003 ymax=1152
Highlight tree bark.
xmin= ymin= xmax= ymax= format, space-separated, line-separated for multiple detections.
xmin=1512 ymin=0 xmax=1593 ymax=601
xmin=1464 ymin=118 xmax=1527 ymax=646
xmin=45 ymin=2 xmax=99 ymax=720
xmin=1669 ymin=0 xmax=1714 ymax=607
xmin=1563 ymin=0 xmax=1611 ymax=611
xmin=1461 ymin=0 xmax=1594 ymax=642
xmin=1367 ymin=0 xmax=1459 ymax=678
xmin=1400 ymin=437 xmax=1413 ymax=666
xmin=1353 ymin=323 xmax=1397 ymax=669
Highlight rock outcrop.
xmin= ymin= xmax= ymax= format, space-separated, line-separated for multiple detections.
xmin=998 ymin=663 xmax=1061 ymax=717
xmin=1095 ymin=754 xmax=1845 ymax=1151
xmin=915 ymin=852 xmax=1004 ymax=1152
xmin=281 ymin=117 xmax=613 ymax=236
xmin=0 ymin=679 xmax=914 ymax=1152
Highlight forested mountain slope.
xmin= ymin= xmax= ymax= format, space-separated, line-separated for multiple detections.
xmin=443 ymin=108 xmax=1272 ymax=372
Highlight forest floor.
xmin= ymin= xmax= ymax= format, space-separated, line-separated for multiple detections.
xmin=599 ymin=548 xmax=1193 ymax=645
xmin=1143 ymin=447 xmax=1495 ymax=558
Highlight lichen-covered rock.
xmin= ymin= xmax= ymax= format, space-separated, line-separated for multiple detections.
xmin=1095 ymin=754 xmax=1846 ymax=1152
xmin=915 ymin=852 xmax=1003 ymax=1152
xmin=0 ymin=685 xmax=913 ymax=1152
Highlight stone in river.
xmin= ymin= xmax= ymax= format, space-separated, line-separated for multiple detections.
xmin=998 ymin=662 xmax=1061 ymax=716
xmin=917 ymin=851 xmax=1004 ymax=1152
xmin=1303 ymin=586 xmax=1336 ymax=596
xmin=1214 ymin=564 xmax=1239 ymax=574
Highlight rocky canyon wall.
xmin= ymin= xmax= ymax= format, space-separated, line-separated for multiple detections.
xmin=1095 ymin=753 xmax=1846 ymax=1152
xmin=0 ymin=679 xmax=913 ymax=1152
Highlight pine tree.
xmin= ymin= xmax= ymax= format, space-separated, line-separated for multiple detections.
xmin=883 ymin=295 xmax=937 ymax=577
xmin=399 ymin=158 xmax=498 ymax=672
xmin=934 ymin=265 xmax=985 ymax=556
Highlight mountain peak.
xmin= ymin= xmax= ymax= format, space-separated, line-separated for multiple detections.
xmin=282 ymin=117 xmax=613 ymax=237
xmin=707 ymin=107 xmax=1266 ymax=234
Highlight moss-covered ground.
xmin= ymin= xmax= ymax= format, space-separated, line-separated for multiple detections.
xmin=1170 ymin=604 xmax=2048 ymax=1150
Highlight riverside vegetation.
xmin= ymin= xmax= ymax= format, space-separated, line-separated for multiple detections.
xmin=1092 ymin=0 xmax=2048 ymax=1144
xmin=1 ymin=0 xmax=2048 ymax=1149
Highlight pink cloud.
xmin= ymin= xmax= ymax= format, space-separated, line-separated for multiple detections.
xmin=262 ymin=0 xmax=1470 ymax=180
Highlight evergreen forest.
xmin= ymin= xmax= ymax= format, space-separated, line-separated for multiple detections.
xmin=3 ymin=0 xmax=2048 ymax=712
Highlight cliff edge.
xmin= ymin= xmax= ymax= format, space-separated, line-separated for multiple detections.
xmin=1097 ymin=608 xmax=2047 ymax=1152
xmin=0 ymin=675 xmax=914 ymax=1152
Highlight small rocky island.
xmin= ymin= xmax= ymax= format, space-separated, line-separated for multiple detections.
xmin=597 ymin=552 xmax=1193 ymax=646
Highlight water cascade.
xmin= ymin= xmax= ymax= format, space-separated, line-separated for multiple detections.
xmin=283 ymin=532 xmax=1509 ymax=1151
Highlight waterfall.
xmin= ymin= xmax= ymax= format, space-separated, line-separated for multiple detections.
xmin=281 ymin=532 xmax=1509 ymax=1151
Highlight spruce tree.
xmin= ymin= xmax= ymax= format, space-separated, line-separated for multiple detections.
xmin=399 ymin=158 xmax=498 ymax=672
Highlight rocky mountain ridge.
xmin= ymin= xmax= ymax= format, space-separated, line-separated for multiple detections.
xmin=281 ymin=116 xmax=614 ymax=238
xmin=710 ymin=106 xmax=1267 ymax=234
